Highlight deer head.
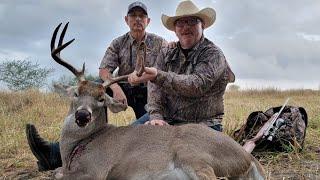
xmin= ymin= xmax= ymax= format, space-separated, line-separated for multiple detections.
xmin=51 ymin=23 xmax=134 ymax=128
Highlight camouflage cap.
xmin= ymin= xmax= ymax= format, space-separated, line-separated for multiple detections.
xmin=127 ymin=1 xmax=148 ymax=15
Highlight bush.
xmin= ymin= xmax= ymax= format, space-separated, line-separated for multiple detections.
xmin=0 ymin=59 xmax=54 ymax=91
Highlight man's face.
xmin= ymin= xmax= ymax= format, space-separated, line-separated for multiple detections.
xmin=125 ymin=8 xmax=150 ymax=33
xmin=174 ymin=16 xmax=203 ymax=49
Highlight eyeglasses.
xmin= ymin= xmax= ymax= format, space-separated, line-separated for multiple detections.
xmin=128 ymin=13 xmax=148 ymax=19
xmin=174 ymin=17 xmax=201 ymax=27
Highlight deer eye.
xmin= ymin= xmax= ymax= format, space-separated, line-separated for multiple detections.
xmin=98 ymin=98 xmax=104 ymax=102
xmin=74 ymin=92 xmax=79 ymax=97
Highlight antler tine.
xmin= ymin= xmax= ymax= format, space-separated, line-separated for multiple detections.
xmin=102 ymin=75 xmax=129 ymax=88
xmin=136 ymin=42 xmax=146 ymax=77
xmin=51 ymin=22 xmax=85 ymax=81
xmin=58 ymin=22 xmax=69 ymax=50
xmin=51 ymin=23 xmax=62 ymax=51
xmin=102 ymin=41 xmax=146 ymax=88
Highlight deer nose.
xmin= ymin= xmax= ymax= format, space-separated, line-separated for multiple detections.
xmin=75 ymin=109 xmax=91 ymax=127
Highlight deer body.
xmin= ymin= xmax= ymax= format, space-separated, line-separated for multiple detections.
xmin=56 ymin=115 xmax=265 ymax=179
xmin=51 ymin=23 xmax=265 ymax=180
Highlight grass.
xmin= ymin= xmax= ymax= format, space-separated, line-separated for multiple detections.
xmin=0 ymin=89 xmax=319 ymax=179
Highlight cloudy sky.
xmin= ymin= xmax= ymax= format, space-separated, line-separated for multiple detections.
xmin=0 ymin=0 xmax=319 ymax=90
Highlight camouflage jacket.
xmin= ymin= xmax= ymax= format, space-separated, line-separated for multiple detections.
xmin=99 ymin=32 xmax=167 ymax=75
xmin=147 ymin=37 xmax=235 ymax=125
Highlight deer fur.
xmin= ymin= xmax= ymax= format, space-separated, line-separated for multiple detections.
xmin=51 ymin=23 xmax=265 ymax=180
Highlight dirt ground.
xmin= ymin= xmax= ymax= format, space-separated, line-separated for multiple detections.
xmin=263 ymin=158 xmax=320 ymax=179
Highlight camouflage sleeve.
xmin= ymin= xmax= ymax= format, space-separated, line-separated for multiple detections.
xmin=154 ymin=48 xmax=227 ymax=97
xmin=99 ymin=39 xmax=120 ymax=72
xmin=147 ymin=49 xmax=167 ymax=120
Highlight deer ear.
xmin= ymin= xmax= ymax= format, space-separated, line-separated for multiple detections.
xmin=53 ymin=83 xmax=76 ymax=98
xmin=104 ymin=94 xmax=127 ymax=113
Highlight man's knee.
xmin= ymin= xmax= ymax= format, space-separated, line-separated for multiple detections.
xmin=131 ymin=113 xmax=150 ymax=125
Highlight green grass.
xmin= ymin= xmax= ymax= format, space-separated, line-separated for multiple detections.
xmin=0 ymin=89 xmax=319 ymax=179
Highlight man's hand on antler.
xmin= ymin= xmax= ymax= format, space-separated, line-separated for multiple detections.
xmin=128 ymin=67 xmax=158 ymax=86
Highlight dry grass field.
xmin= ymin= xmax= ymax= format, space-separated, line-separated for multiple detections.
xmin=0 ymin=89 xmax=319 ymax=179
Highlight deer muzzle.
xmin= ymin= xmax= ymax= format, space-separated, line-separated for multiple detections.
xmin=75 ymin=109 xmax=91 ymax=127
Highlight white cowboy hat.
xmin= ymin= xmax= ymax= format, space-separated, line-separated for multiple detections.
xmin=161 ymin=0 xmax=216 ymax=31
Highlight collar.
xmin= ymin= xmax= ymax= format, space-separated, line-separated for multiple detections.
xmin=171 ymin=35 xmax=205 ymax=63
xmin=128 ymin=32 xmax=148 ymax=46
xmin=191 ymin=35 xmax=205 ymax=51
xmin=177 ymin=35 xmax=205 ymax=53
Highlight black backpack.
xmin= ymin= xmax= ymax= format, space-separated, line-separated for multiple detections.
xmin=233 ymin=106 xmax=308 ymax=152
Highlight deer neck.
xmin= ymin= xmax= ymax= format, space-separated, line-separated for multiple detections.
xmin=65 ymin=125 xmax=109 ymax=170
xmin=59 ymin=108 xmax=109 ymax=164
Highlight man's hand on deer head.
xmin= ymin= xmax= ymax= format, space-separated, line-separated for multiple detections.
xmin=128 ymin=67 xmax=158 ymax=86
xmin=144 ymin=119 xmax=169 ymax=126
xmin=104 ymin=93 xmax=128 ymax=113
xmin=109 ymin=84 xmax=128 ymax=106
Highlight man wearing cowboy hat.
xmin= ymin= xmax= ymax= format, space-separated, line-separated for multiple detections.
xmin=25 ymin=1 xmax=167 ymax=171
xmin=129 ymin=0 xmax=235 ymax=130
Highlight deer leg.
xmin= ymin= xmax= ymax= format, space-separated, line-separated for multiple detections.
xmin=194 ymin=165 xmax=217 ymax=180
xmin=175 ymin=157 xmax=217 ymax=180
xmin=55 ymin=167 xmax=93 ymax=180
xmin=183 ymin=162 xmax=217 ymax=180
xmin=243 ymin=159 xmax=265 ymax=179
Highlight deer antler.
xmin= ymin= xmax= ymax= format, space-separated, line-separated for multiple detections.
xmin=101 ymin=75 xmax=129 ymax=88
xmin=102 ymin=41 xmax=147 ymax=88
xmin=136 ymin=42 xmax=146 ymax=77
xmin=51 ymin=23 xmax=85 ymax=81
xmin=51 ymin=23 xmax=146 ymax=88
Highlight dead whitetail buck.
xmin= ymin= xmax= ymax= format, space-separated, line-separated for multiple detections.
xmin=51 ymin=23 xmax=265 ymax=180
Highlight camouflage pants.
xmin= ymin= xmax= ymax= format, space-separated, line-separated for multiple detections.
xmin=168 ymin=115 xmax=224 ymax=132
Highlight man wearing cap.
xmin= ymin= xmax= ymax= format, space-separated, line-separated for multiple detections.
xmin=100 ymin=1 xmax=167 ymax=120
xmin=129 ymin=0 xmax=235 ymax=129
xmin=25 ymin=1 xmax=167 ymax=171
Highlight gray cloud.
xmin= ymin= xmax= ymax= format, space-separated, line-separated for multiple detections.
xmin=0 ymin=0 xmax=319 ymax=89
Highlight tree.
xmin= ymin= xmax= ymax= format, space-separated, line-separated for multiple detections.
xmin=0 ymin=59 xmax=54 ymax=91
xmin=228 ymin=84 xmax=240 ymax=91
